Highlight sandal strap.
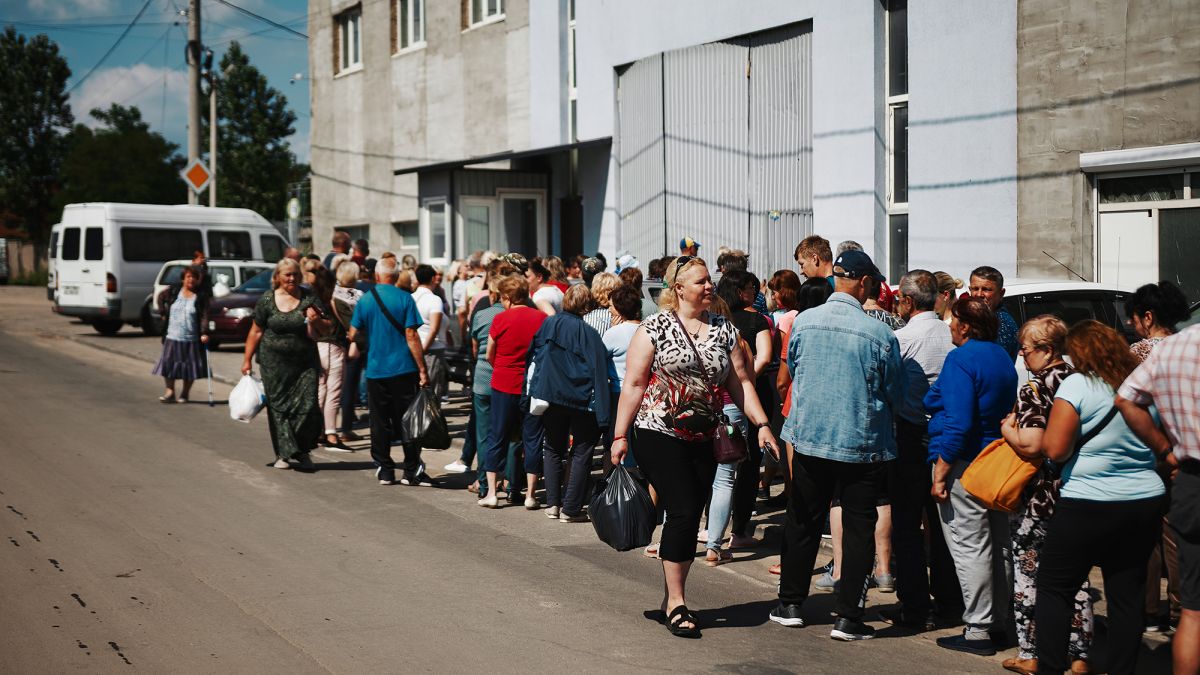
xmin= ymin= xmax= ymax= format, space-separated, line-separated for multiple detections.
xmin=667 ymin=605 xmax=695 ymax=625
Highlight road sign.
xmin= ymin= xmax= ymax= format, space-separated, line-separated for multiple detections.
xmin=286 ymin=197 xmax=301 ymax=220
xmin=181 ymin=159 xmax=213 ymax=194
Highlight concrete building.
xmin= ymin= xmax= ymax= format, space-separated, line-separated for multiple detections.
xmin=307 ymin=0 xmax=1196 ymax=292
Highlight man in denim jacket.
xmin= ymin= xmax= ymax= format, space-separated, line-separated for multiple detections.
xmin=770 ymin=249 xmax=907 ymax=642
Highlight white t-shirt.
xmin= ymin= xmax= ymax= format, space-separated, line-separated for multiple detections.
xmin=411 ymin=286 xmax=446 ymax=351
xmin=533 ymin=285 xmax=564 ymax=313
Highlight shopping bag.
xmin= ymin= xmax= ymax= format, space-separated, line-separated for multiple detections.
xmin=526 ymin=361 xmax=549 ymax=415
xmin=401 ymin=387 xmax=451 ymax=449
xmin=425 ymin=353 xmax=449 ymax=400
xmin=229 ymin=374 xmax=266 ymax=423
xmin=588 ymin=465 xmax=656 ymax=552
xmin=961 ymin=438 xmax=1043 ymax=513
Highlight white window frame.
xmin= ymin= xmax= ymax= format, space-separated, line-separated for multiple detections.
xmin=884 ymin=0 xmax=908 ymax=282
xmin=458 ymin=196 xmax=498 ymax=257
xmin=467 ymin=0 xmax=505 ymax=29
xmin=421 ymin=197 xmax=451 ymax=266
xmin=396 ymin=0 xmax=426 ymax=53
xmin=1089 ymin=166 xmax=1199 ymax=282
xmin=336 ymin=7 xmax=363 ymax=74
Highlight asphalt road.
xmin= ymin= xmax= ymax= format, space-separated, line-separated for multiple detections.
xmin=0 ymin=287 xmax=1171 ymax=673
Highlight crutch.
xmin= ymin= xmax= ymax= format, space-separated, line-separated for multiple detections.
xmin=205 ymin=342 xmax=215 ymax=407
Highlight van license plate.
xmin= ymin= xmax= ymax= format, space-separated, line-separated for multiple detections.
xmin=62 ymin=285 xmax=79 ymax=295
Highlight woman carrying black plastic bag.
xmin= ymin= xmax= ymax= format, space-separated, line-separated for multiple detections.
xmin=610 ymin=256 xmax=778 ymax=639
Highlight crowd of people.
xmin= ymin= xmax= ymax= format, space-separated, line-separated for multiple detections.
xmin=149 ymin=230 xmax=1199 ymax=674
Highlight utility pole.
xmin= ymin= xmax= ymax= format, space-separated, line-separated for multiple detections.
xmin=186 ymin=0 xmax=201 ymax=205
xmin=209 ymin=82 xmax=217 ymax=207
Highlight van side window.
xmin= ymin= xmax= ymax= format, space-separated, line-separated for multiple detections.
xmin=121 ymin=228 xmax=203 ymax=262
xmin=208 ymin=231 xmax=252 ymax=259
xmin=260 ymin=235 xmax=285 ymax=263
xmin=84 ymin=228 xmax=103 ymax=260
xmin=62 ymin=228 xmax=80 ymax=260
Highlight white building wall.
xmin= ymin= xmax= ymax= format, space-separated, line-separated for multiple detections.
xmin=908 ymin=1 xmax=1018 ymax=280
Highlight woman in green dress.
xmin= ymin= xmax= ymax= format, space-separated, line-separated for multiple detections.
xmin=241 ymin=258 xmax=331 ymax=470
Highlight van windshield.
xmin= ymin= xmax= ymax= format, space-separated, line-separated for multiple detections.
xmin=236 ymin=269 xmax=273 ymax=294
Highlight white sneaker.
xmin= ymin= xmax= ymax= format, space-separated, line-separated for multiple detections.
xmin=272 ymin=459 xmax=290 ymax=469
xmin=524 ymin=497 xmax=539 ymax=510
xmin=478 ymin=494 xmax=499 ymax=508
xmin=443 ymin=460 xmax=469 ymax=474
xmin=546 ymin=506 xmax=560 ymax=519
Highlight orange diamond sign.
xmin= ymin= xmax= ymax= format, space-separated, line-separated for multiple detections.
xmin=181 ymin=158 xmax=213 ymax=194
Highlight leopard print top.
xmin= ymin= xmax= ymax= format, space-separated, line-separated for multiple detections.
xmin=635 ymin=311 xmax=737 ymax=440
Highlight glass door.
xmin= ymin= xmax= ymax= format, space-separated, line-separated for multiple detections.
xmin=498 ymin=192 xmax=546 ymax=257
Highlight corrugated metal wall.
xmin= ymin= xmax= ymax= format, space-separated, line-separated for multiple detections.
xmin=749 ymin=24 xmax=813 ymax=276
xmin=617 ymin=56 xmax=666 ymax=268
xmin=617 ymin=22 xmax=811 ymax=276
xmin=454 ymin=170 xmax=548 ymax=196
xmin=664 ymin=38 xmax=750 ymax=259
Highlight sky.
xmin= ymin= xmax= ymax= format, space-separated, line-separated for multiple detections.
xmin=3 ymin=0 xmax=311 ymax=164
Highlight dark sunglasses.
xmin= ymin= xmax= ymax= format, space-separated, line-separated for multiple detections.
xmin=673 ymin=255 xmax=696 ymax=277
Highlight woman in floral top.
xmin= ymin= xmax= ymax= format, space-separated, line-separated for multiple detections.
xmin=610 ymin=256 xmax=779 ymax=639
xmin=999 ymin=315 xmax=1091 ymax=675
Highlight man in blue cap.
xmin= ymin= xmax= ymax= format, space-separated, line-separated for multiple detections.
xmin=679 ymin=237 xmax=700 ymax=257
xmin=770 ymin=249 xmax=907 ymax=642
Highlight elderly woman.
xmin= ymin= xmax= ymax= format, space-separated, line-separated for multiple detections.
xmin=610 ymin=256 xmax=779 ymax=639
xmin=241 ymin=258 xmax=332 ymax=471
xmin=152 ymin=264 xmax=210 ymax=403
xmin=999 ymin=316 xmax=1091 ymax=675
xmin=1035 ymin=321 xmax=1165 ymax=675
xmin=925 ymin=295 xmax=1017 ymax=656
xmin=333 ymin=261 xmax=365 ymax=444
xmin=529 ymin=285 xmax=612 ymax=521
xmin=582 ymin=272 xmax=621 ymax=335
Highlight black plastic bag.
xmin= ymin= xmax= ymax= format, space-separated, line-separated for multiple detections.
xmin=588 ymin=465 xmax=656 ymax=552
xmin=425 ymin=353 xmax=449 ymax=400
xmin=401 ymin=387 xmax=451 ymax=449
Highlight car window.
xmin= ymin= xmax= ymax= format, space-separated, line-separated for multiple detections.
xmin=84 ymin=228 xmax=103 ymax=260
xmin=1021 ymin=291 xmax=1135 ymax=342
xmin=236 ymin=269 xmax=273 ymax=293
xmin=207 ymin=230 xmax=252 ymax=259
xmin=161 ymin=264 xmax=189 ymax=286
xmin=260 ymin=235 xmax=285 ymax=263
xmin=241 ymin=266 xmax=272 ymax=285
xmin=209 ymin=266 xmax=236 ymax=287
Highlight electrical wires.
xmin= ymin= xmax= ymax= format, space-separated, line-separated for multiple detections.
xmin=65 ymin=0 xmax=157 ymax=94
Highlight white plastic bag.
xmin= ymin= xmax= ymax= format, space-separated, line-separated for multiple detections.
xmin=526 ymin=361 xmax=549 ymax=416
xmin=211 ymin=273 xmax=232 ymax=298
xmin=229 ymin=374 xmax=266 ymax=423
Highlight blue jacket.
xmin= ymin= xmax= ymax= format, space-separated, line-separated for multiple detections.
xmin=527 ymin=312 xmax=612 ymax=428
xmin=782 ymin=292 xmax=906 ymax=463
xmin=924 ymin=339 xmax=1018 ymax=464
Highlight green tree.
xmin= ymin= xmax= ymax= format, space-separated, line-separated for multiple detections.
xmin=204 ymin=41 xmax=301 ymax=220
xmin=0 ymin=27 xmax=73 ymax=254
xmin=54 ymin=104 xmax=186 ymax=212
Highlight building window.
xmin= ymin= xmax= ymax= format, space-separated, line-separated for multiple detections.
xmin=468 ymin=0 xmax=504 ymax=27
xmin=886 ymin=0 xmax=908 ymax=281
xmin=336 ymin=6 xmax=363 ymax=73
xmin=422 ymin=199 xmax=449 ymax=262
xmin=396 ymin=0 xmax=425 ymax=51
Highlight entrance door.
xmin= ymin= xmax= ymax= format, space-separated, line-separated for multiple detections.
xmin=498 ymin=192 xmax=546 ymax=257
xmin=1098 ymin=210 xmax=1156 ymax=289
xmin=459 ymin=197 xmax=495 ymax=257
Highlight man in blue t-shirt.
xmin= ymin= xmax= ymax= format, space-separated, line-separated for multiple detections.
xmin=348 ymin=257 xmax=433 ymax=486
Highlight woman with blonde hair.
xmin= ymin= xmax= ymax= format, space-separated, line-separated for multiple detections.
xmin=610 ymin=255 xmax=779 ymax=638
xmin=582 ymin=272 xmax=621 ymax=335
xmin=933 ymin=271 xmax=964 ymax=324
xmin=332 ymin=261 xmax=365 ymax=446
xmin=241 ymin=258 xmax=332 ymax=470
xmin=999 ymin=315 xmax=1091 ymax=675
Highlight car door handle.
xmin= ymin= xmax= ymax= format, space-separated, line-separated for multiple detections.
xmin=81 ymin=268 xmax=90 ymax=273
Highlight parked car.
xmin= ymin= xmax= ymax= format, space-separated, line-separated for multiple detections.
xmin=1000 ymin=279 xmax=1137 ymax=342
xmin=53 ymin=202 xmax=288 ymax=335
xmin=141 ymin=259 xmax=273 ymax=336
xmin=206 ymin=268 xmax=274 ymax=349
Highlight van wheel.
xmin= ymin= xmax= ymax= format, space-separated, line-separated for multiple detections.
xmin=92 ymin=319 xmax=124 ymax=335
xmin=141 ymin=303 xmax=163 ymax=337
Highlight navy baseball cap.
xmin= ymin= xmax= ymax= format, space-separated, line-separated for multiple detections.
xmin=833 ymin=250 xmax=885 ymax=282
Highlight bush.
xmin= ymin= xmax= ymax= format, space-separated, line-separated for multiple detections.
xmin=10 ymin=269 xmax=48 ymax=286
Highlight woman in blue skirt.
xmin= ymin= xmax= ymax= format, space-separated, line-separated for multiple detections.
xmin=152 ymin=265 xmax=211 ymax=402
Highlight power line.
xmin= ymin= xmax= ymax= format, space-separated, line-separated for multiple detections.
xmin=210 ymin=0 xmax=307 ymax=39
xmin=65 ymin=0 xmax=157 ymax=94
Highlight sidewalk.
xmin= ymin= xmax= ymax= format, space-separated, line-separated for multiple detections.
xmin=0 ymin=285 xmax=1174 ymax=672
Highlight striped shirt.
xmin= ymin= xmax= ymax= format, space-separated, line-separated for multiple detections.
xmin=582 ymin=307 xmax=612 ymax=336
xmin=1118 ymin=325 xmax=1200 ymax=461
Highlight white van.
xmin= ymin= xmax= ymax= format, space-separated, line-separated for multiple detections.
xmin=53 ymin=203 xmax=289 ymax=335
xmin=47 ymin=223 xmax=62 ymax=301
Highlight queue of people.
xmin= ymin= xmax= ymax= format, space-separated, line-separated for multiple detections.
xmin=151 ymin=230 xmax=1198 ymax=674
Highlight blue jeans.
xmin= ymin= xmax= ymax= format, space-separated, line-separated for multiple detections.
xmin=706 ymin=404 xmax=749 ymax=551
xmin=473 ymin=392 xmax=521 ymax=497
xmin=483 ymin=390 xmax=543 ymax=475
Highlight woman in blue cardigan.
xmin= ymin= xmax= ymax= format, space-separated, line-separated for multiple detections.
xmin=924 ymin=295 xmax=1018 ymax=656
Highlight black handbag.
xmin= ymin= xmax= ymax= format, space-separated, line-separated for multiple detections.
xmin=671 ymin=312 xmax=747 ymax=464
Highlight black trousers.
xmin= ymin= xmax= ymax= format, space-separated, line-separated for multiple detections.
xmin=730 ymin=377 xmax=772 ymax=537
xmin=366 ymin=372 xmax=422 ymax=479
xmin=339 ymin=348 xmax=364 ymax=431
xmin=542 ymin=404 xmax=601 ymax=516
xmin=779 ymin=452 xmax=884 ymax=621
xmin=1035 ymin=496 xmax=1163 ymax=674
xmin=633 ymin=427 xmax=717 ymax=563
xmin=891 ymin=418 xmax=964 ymax=615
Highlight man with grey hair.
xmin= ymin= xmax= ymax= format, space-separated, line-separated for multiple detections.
xmin=348 ymin=256 xmax=435 ymax=487
xmin=836 ymin=240 xmax=864 ymax=256
xmin=878 ymin=269 xmax=961 ymax=630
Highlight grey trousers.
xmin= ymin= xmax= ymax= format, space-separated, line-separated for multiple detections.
xmin=938 ymin=459 xmax=1013 ymax=631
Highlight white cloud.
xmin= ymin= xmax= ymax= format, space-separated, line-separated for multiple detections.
xmin=71 ymin=63 xmax=189 ymax=148
xmin=26 ymin=0 xmax=118 ymax=20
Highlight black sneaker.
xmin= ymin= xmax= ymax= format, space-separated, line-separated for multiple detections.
xmin=401 ymin=471 xmax=437 ymax=487
xmin=768 ymin=603 xmax=805 ymax=628
xmin=936 ymin=631 xmax=995 ymax=656
xmin=830 ymin=617 xmax=875 ymax=641
xmin=878 ymin=606 xmax=935 ymax=631
xmin=375 ymin=467 xmax=395 ymax=485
